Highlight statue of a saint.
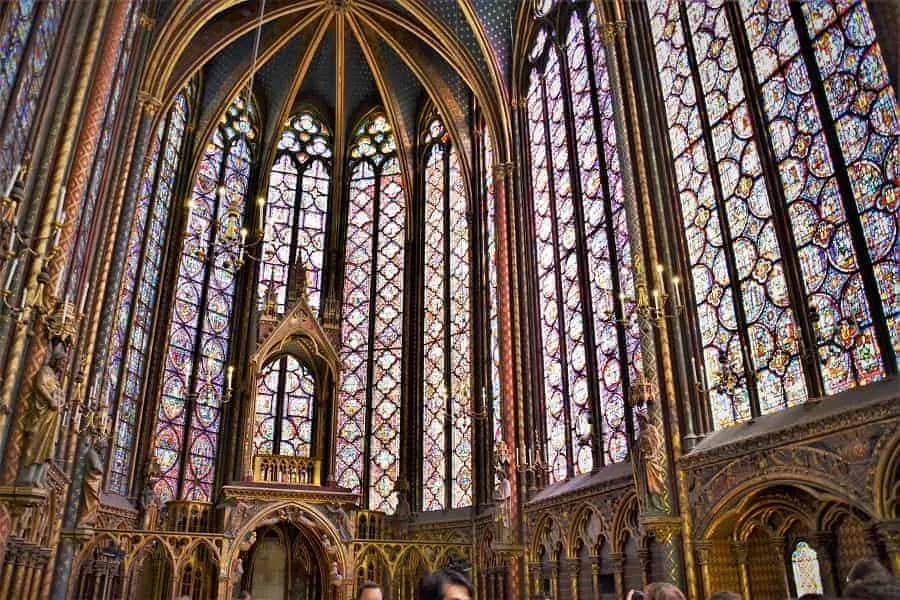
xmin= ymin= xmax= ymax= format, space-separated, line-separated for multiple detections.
xmin=494 ymin=468 xmax=512 ymax=542
xmin=634 ymin=411 xmax=669 ymax=513
xmin=18 ymin=342 xmax=68 ymax=487
xmin=77 ymin=435 xmax=108 ymax=528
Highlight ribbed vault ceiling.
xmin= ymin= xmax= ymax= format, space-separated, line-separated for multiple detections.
xmin=145 ymin=0 xmax=518 ymax=178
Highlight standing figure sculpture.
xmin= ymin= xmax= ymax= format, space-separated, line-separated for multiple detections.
xmin=18 ymin=342 xmax=69 ymax=487
xmin=77 ymin=435 xmax=109 ymax=528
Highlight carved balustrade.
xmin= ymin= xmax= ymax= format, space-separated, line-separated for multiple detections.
xmin=253 ymin=454 xmax=322 ymax=485
xmin=162 ymin=501 xmax=214 ymax=533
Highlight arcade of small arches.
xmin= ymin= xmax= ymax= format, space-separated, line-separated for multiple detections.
xmin=0 ymin=1 xmax=897 ymax=599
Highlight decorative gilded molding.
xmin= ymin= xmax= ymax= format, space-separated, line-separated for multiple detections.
xmin=678 ymin=393 xmax=899 ymax=470
xmin=139 ymin=13 xmax=155 ymax=30
xmin=136 ymin=91 xmax=162 ymax=116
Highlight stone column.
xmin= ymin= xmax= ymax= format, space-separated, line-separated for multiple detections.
xmin=590 ymin=557 xmax=599 ymax=600
xmin=694 ymin=541 xmax=712 ymax=599
xmin=528 ymin=562 xmax=541 ymax=599
xmin=812 ymin=531 xmax=838 ymax=595
xmin=565 ymin=558 xmax=579 ymax=600
xmin=610 ymin=552 xmax=625 ymax=599
xmin=733 ymin=542 xmax=750 ymax=600
xmin=770 ymin=537 xmax=790 ymax=598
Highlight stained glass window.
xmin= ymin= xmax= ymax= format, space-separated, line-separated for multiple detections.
xmin=337 ymin=111 xmax=405 ymax=513
xmin=258 ymin=110 xmax=332 ymax=315
xmin=253 ymin=355 xmax=315 ymax=457
xmin=421 ymin=117 xmax=473 ymax=511
xmin=482 ymin=129 xmax=503 ymax=453
xmin=647 ymin=0 xmax=898 ymax=429
xmin=791 ymin=541 xmax=824 ymax=596
xmin=152 ymin=94 xmax=257 ymax=503
xmin=105 ymin=89 xmax=192 ymax=495
xmin=0 ymin=0 xmax=65 ymax=187
xmin=525 ymin=4 xmax=639 ymax=483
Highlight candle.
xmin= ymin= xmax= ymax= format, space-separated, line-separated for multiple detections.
xmin=79 ymin=286 xmax=89 ymax=315
xmin=4 ymin=164 xmax=20 ymax=198
xmin=55 ymin=186 xmax=66 ymax=223
xmin=652 ymin=288 xmax=661 ymax=311
xmin=7 ymin=218 xmax=15 ymax=253
xmin=238 ymin=227 xmax=247 ymax=264
xmin=691 ymin=357 xmax=700 ymax=382
xmin=226 ymin=365 xmax=234 ymax=392
xmin=257 ymin=196 xmax=265 ymax=227
xmin=672 ymin=276 xmax=682 ymax=306
xmin=4 ymin=257 xmax=18 ymax=291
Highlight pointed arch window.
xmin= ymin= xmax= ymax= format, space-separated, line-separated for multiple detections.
xmin=0 ymin=0 xmax=65 ymax=185
xmin=104 ymin=89 xmax=192 ymax=495
xmin=421 ymin=117 xmax=473 ymax=511
xmin=647 ymin=0 xmax=898 ymax=429
xmin=253 ymin=355 xmax=316 ymax=457
xmin=153 ymin=94 xmax=257 ymax=503
xmin=525 ymin=3 xmax=641 ymax=483
xmin=791 ymin=541 xmax=824 ymax=596
xmin=259 ymin=110 xmax=333 ymax=314
xmin=337 ymin=112 xmax=406 ymax=512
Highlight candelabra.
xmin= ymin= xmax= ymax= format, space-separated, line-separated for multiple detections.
xmin=1 ymin=163 xmax=76 ymax=322
xmin=808 ymin=304 xmax=864 ymax=355
xmin=616 ymin=263 xmax=684 ymax=328
xmin=184 ymin=187 xmax=265 ymax=271
xmin=691 ymin=350 xmax=745 ymax=398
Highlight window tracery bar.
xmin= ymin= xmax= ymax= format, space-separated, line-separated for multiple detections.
xmin=0 ymin=0 xmax=41 ymax=130
xmin=153 ymin=95 xmax=256 ymax=503
xmin=106 ymin=91 xmax=190 ymax=495
xmin=338 ymin=113 xmax=405 ymax=513
xmin=421 ymin=118 xmax=473 ymax=510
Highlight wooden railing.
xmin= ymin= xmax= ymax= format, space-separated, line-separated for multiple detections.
xmin=253 ymin=454 xmax=322 ymax=485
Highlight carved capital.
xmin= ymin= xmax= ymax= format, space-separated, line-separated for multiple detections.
xmin=610 ymin=551 xmax=625 ymax=573
xmin=139 ymin=13 xmax=155 ymax=30
xmin=600 ymin=23 xmax=617 ymax=45
xmin=732 ymin=542 xmax=748 ymax=565
xmin=694 ymin=540 xmax=712 ymax=566
xmin=138 ymin=92 xmax=162 ymax=116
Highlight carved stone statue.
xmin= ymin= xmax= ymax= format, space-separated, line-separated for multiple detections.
xmin=77 ymin=435 xmax=109 ymax=528
xmin=494 ymin=468 xmax=512 ymax=543
xmin=18 ymin=342 xmax=68 ymax=487
xmin=138 ymin=458 xmax=159 ymax=530
xmin=394 ymin=477 xmax=411 ymax=519
xmin=634 ymin=410 xmax=669 ymax=513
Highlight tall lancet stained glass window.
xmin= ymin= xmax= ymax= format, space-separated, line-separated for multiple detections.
xmin=337 ymin=111 xmax=406 ymax=513
xmin=647 ymin=0 xmax=898 ymax=430
xmin=525 ymin=3 xmax=640 ymax=483
xmin=253 ymin=110 xmax=331 ymax=458
xmin=105 ymin=89 xmax=192 ymax=495
xmin=0 ymin=0 xmax=65 ymax=186
xmin=421 ymin=117 xmax=473 ymax=511
xmin=258 ymin=111 xmax=332 ymax=314
xmin=481 ymin=128 xmax=503 ymax=454
xmin=153 ymin=95 xmax=257 ymax=503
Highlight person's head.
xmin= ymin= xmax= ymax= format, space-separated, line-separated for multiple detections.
xmin=709 ymin=592 xmax=742 ymax=600
xmin=417 ymin=569 xmax=474 ymax=600
xmin=357 ymin=581 xmax=383 ymax=600
xmin=644 ymin=582 xmax=687 ymax=600
xmin=847 ymin=557 xmax=892 ymax=584
xmin=625 ymin=590 xmax=645 ymax=600
xmin=797 ymin=594 xmax=826 ymax=600
xmin=238 ymin=592 xmax=252 ymax=600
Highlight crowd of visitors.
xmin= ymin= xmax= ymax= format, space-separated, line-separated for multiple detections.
xmin=231 ymin=556 xmax=897 ymax=600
